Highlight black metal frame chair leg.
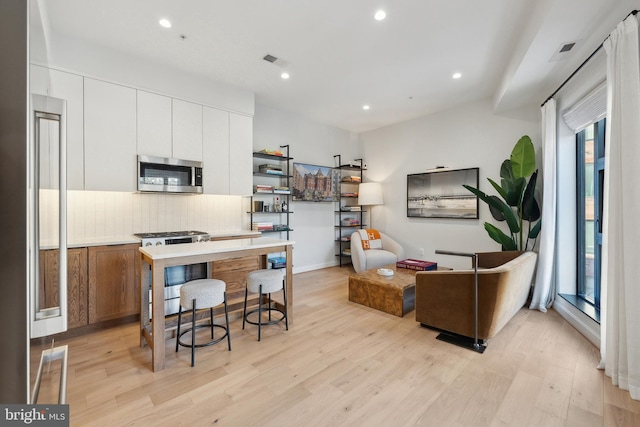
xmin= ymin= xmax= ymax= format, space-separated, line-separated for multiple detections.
xmin=191 ymin=298 xmax=196 ymax=367
xmin=224 ymin=293 xmax=231 ymax=350
xmin=283 ymin=282 xmax=289 ymax=331
xmin=242 ymin=287 xmax=248 ymax=330
xmin=176 ymin=306 xmax=182 ymax=353
xmin=258 ymin=285 xmax=263 ymax=342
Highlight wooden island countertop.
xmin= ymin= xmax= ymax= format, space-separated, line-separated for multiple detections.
xmin=139 ymin=237 xmax=294 ymax=372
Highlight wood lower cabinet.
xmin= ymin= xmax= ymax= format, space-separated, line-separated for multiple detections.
xmin=211 ymin=256 xmax=260 ymax=303
xmin=39 ymin=248 xmax=89 ymax=329
xmin=88 ymin=244 xmax=140 ymax=324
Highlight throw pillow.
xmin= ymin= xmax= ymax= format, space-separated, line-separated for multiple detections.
xmin=358 ymin=229 xmax=382 ymax=250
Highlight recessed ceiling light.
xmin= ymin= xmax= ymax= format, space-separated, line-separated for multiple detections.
xmin=281 ymin=72 xmax=290 ymax=80
xmin=159 ymin=18 xmax=172 ymax=28
xmin=363 ymin=105 xmax=370 ymax=111
xmin=374 ymin=10 xmax=386 ymax=21
xmin=452 ymin=72 xmax=462 ymax=79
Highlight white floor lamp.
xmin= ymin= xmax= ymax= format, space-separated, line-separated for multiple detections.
xmin=358 ymin=182 xmax=383 ymax=229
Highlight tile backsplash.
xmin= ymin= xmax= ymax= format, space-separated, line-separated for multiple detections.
xmin=39 ymin=190 xmax=245 ymax=243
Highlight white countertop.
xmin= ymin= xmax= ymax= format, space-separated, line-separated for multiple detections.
xmin=139 ymin=237 xmax=294 ymax=260
xmin=40 ymin=235 xmax=140 ymax=250
xmin=40 ymin=230 xmax=261 ymax=251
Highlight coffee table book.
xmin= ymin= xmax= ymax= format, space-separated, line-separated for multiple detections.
xmin=396 ymin=259 xmax=438 ymax=271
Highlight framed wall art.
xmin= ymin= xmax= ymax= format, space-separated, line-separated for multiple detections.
xmin=407 ymin=167 xmax=479 ymax=219
xmin=292 ymin=162 xmax=340 ymax=202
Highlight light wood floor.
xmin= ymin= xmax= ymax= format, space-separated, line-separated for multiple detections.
xmin=32 ymin=266 xmax=640 ymax=426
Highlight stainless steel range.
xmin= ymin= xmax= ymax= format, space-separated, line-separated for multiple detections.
xmin=134 ymin=230 xmax=211 ymax=316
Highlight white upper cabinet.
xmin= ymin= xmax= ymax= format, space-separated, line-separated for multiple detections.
xmin=203 ymin=107 xmax=230 ymax=194
xmin=229 ymin=113 xmax=253 ymax=196
xmin=137 ymin=91 xmax=172 ymax=158
xmin=30 ymin=65 xmax=84 ymax=190
xmin=84 ymin=78 xmax=137 ymax=192
xmin=172 ymin=99 xmax=203 ymax=162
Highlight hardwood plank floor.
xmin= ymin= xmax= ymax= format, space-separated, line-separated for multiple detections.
xmin=30 ymin=266 xmax=640 ymax=426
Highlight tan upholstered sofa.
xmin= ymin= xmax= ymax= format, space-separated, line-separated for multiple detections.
xmin=415 ymin=251 xmax=537 ymax=340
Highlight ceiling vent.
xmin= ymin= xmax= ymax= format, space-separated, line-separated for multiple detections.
xmin=263 ymin=54 xmax=279 ymax=63
xmin=550 ymin=41 xmax=579 ymax=62
xmin=559 ymin=42 xmax=575 ymax=53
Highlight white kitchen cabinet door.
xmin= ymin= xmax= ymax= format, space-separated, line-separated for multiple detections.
xmin=30 ymin=65 xmax=84 ymax=190
xmin=172 ymin=99 xmax=203 ymax=162
xmin=229 ymin=113 xmax=253 ymax=196
xmin=84 ymin=78 xmax=137 ymax=192
xmin=203 ymin=107 xmax=230 ymax=194
xmin=137 ymin=90 xmax=172 ymax=158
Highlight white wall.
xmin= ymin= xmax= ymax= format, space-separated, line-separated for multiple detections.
xmin=253 ymin=104 xmax=360 ymax=273
xmin=360 ymin=98 xmax=541 ymax=270
xmin=36 ymin=32 xmax=254 ymax=116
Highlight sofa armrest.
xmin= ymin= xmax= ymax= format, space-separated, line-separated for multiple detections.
xmin=475 ymin=251 xmax=523 ymax=269
xmin=380 ymin=232 xmax=405 ymax=260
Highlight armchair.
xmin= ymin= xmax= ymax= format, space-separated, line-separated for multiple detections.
xmin=350 ymin=230 xmax=405 ymax=273
xmin=415 ymin=251 xmax=537 ymax=340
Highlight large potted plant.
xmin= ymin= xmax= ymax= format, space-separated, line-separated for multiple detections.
xmin=463 ymin=135 xmax=541 ymax=251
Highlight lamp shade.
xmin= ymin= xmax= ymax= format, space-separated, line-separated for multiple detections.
xmin=358 ymin=182 xmax=384 ymax=206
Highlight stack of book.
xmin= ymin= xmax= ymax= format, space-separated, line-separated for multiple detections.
xmin=396 ymin=259 xmax=438 ymax=271
xmin=254 ymin=184 xmax=273 ymax=193
xmin=268 ymin=257 xmax=287 ymax=269
xmin=341 ymin=206 xmax=361 ymax=211
xmin=259 ymin=164 xmax=283 ymax=175
xmin=343 ymin=248 xmax=352 ymax=256
xmin=257 ymin=148 xmax=284 ymax=156
xmin=341 ymin=192 xmax=358 ymax=198
xmin=341 ymin=176 xmax=362 ymax=183
xmin=251 ymin=222 xmax=273 ymax=231
xmin=273 ymin=185 xmax=291 ymax=194
xmin=341 ymin=218 xmax=360 ymax=226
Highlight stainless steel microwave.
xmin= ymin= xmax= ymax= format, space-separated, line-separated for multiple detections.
xmin=137 ymin=155 xmax=203 ymax=194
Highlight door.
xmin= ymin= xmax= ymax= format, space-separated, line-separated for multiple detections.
xmin=31 ymin=94 xmax=68 ymax=338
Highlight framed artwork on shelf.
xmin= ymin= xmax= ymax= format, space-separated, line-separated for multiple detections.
xmin=292 ymin=162 xmax=340 ymax=202
xmin=407 ymin=167 xmax=479 ymax=219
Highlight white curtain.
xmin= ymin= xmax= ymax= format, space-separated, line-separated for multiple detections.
xmin=599 ymin=14 xmax=640 ymax=401
xmin=529 ymin=99 xmax=557 ymax=312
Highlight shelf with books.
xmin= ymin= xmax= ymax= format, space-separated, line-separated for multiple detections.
xmin=333 ymin=154 xmax=366 ymax=267
xmin=251 ymin=145 xmax=292 ymax=241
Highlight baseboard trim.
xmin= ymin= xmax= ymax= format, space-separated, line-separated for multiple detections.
xmin=553 ymin=297 xmax=600 ymax=348
xmin=293 ymin=261 xmax=340 ymax=274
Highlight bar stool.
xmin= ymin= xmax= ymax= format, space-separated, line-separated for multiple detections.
xmin=242 ymin=269 xmax=288 ymax=341
xmin=176 ymin=278 xmax=231 ymax=367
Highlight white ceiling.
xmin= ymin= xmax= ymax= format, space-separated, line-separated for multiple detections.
xmin=35 ymin=0 xmax=640 ymax=133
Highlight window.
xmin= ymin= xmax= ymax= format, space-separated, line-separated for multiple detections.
xmin=576 ymin=118 xmax=605 ymax=316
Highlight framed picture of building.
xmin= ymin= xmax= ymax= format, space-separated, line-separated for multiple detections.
xmin=407 ymin=167 xmax=479 ymax=218
xmin=292 ymin=163 xmax=339 ymax=202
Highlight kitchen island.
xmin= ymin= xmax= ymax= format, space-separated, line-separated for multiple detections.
xmin=139 ymin=237 xmax=294 ymax=372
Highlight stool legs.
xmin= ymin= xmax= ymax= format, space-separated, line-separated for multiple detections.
xmin=191 ymin=299 xmax=197 ymax=367
xmin=176 ymin=294 xmax=231 ymax=367
xmin=258 ymin=285 xmax=263 ymax=341
xmin=242 ymin=279 xmax=287 ymax=341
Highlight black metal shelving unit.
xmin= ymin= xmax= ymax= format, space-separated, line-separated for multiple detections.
xmin=250 ymin=145 xmax=293 ymax=242
xmin=333 ymin=154 xmax=365 ymax=267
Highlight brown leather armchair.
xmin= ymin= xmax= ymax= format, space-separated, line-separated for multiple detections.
xmin=415 ymin=251 xmax=537 ymax=340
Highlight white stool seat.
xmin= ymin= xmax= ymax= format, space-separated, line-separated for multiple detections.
xmin=247 ymin=269 xmax=284 ymax=294
xmin=180 ymin=279 xmax=225 ymax=310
